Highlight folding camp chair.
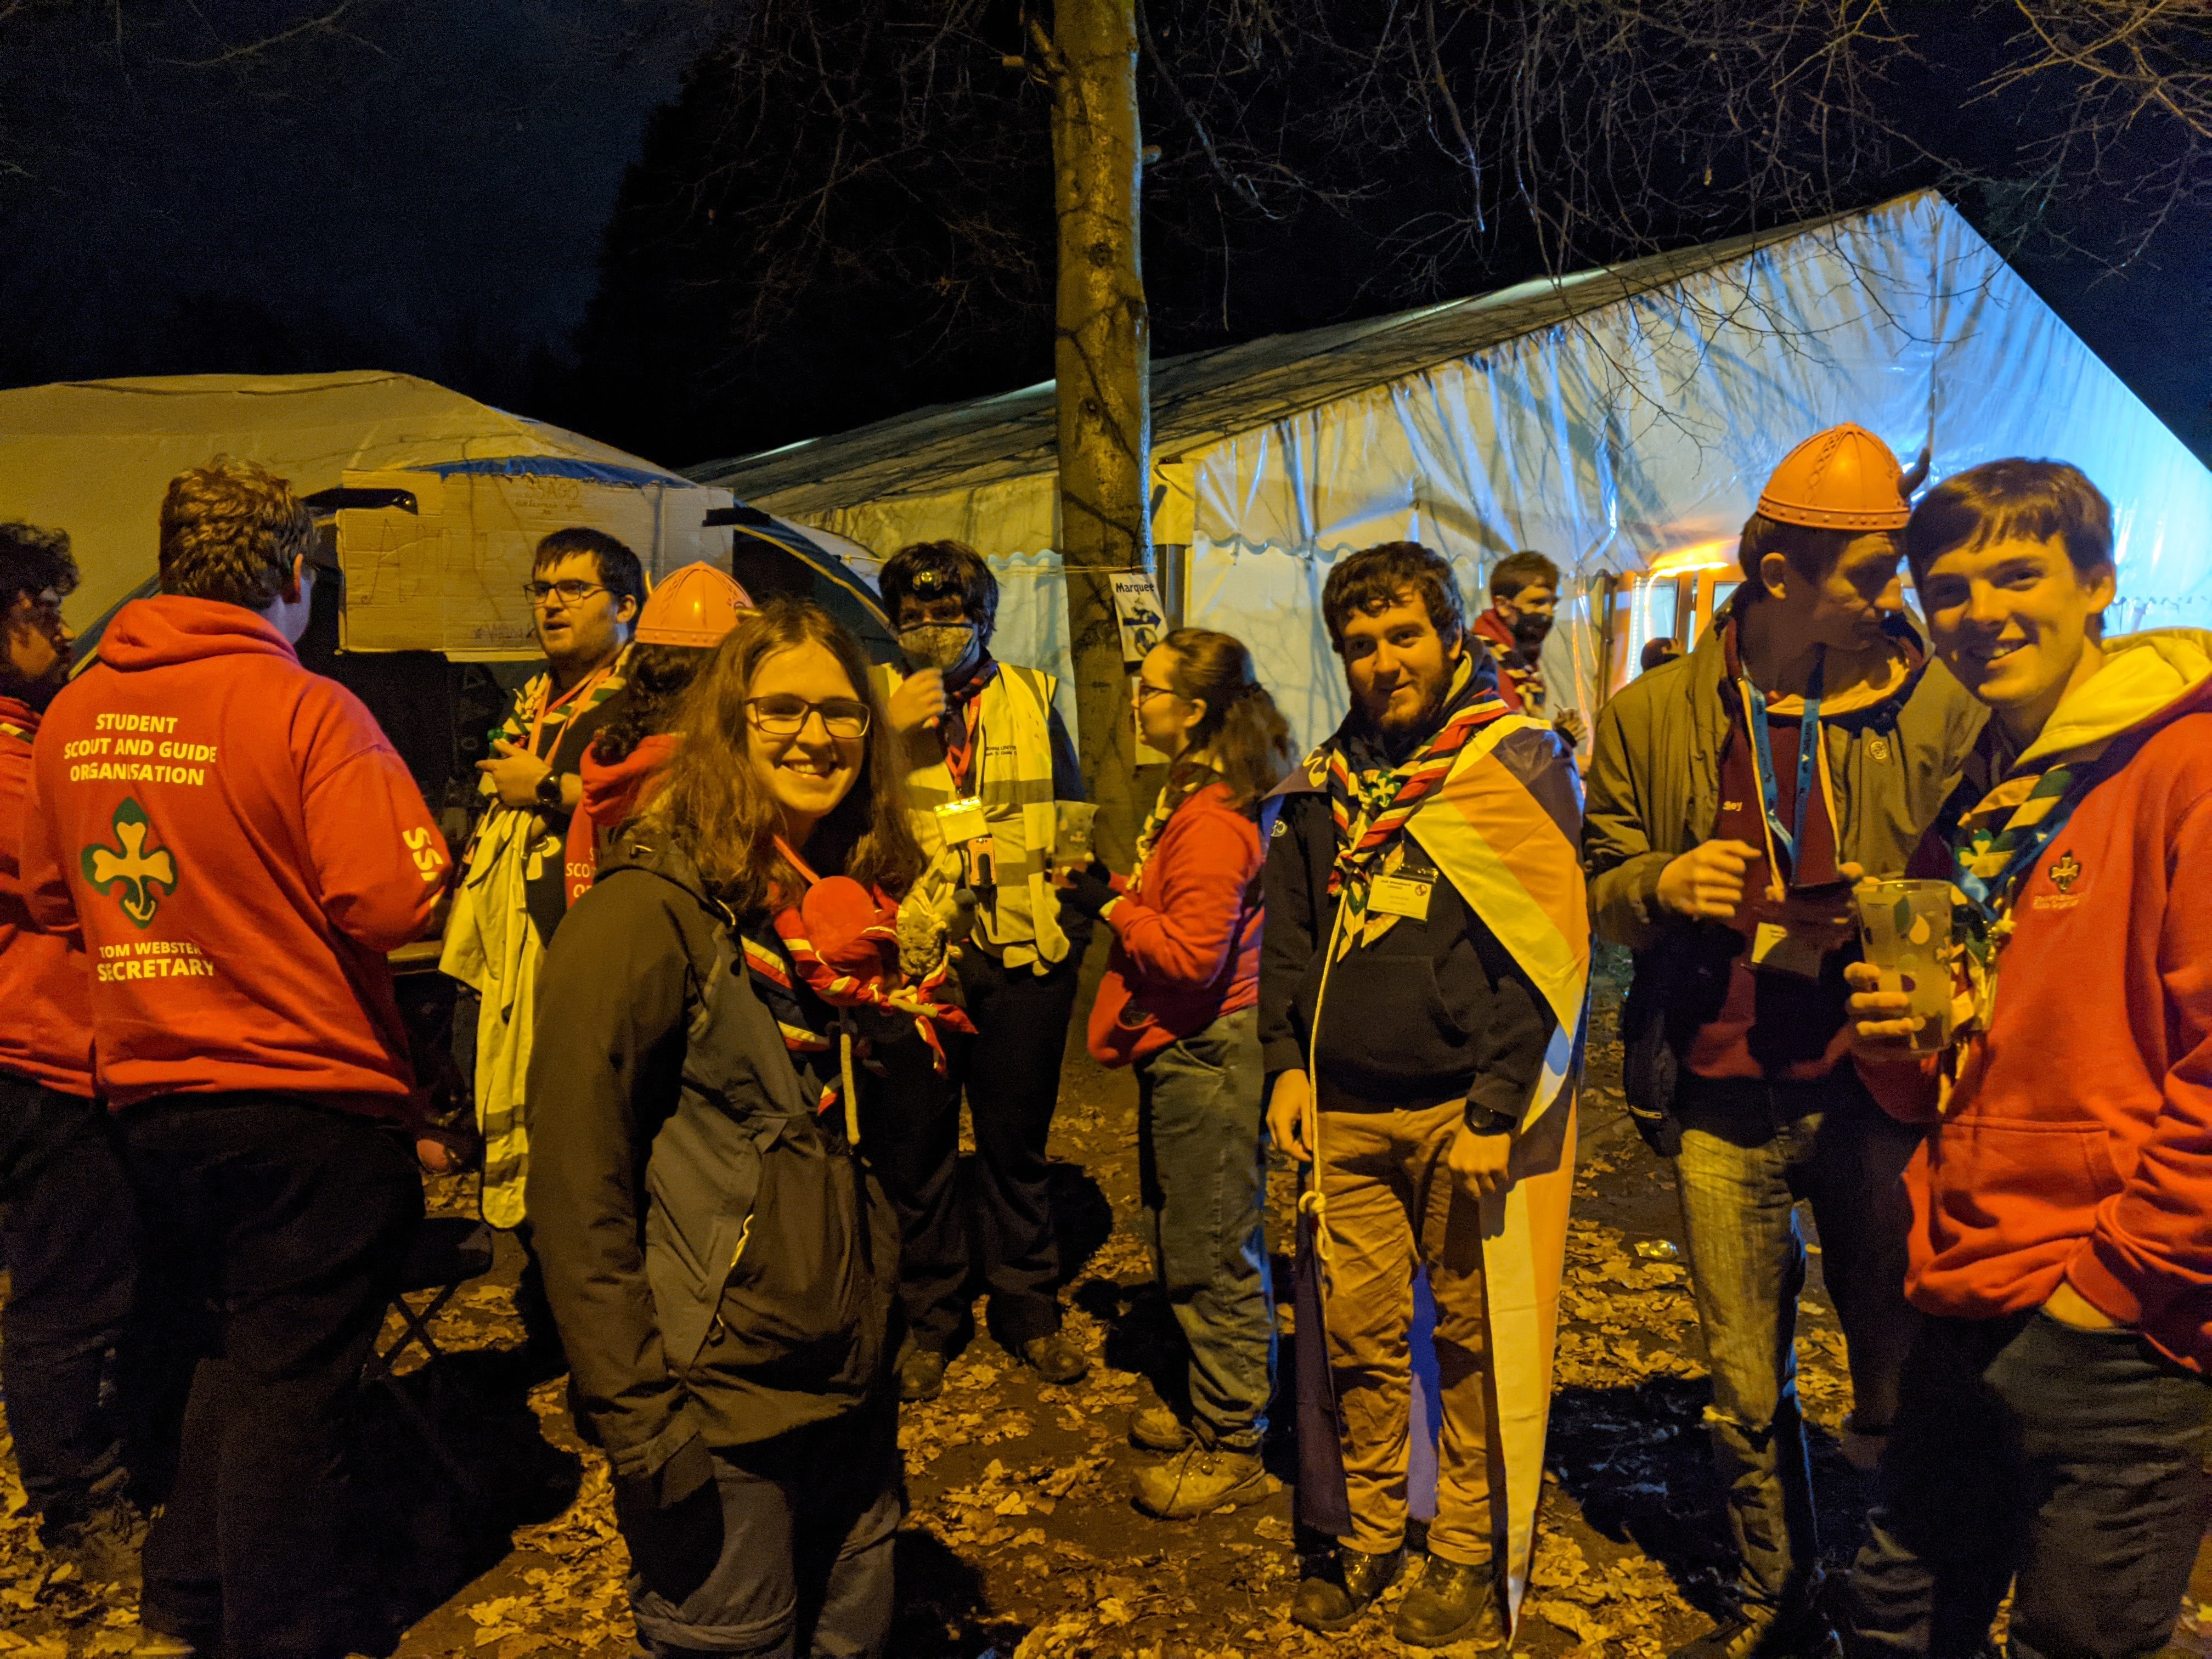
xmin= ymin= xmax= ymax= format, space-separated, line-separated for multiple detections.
xmin=363 ymin=1215 xmax=496 ymax=1501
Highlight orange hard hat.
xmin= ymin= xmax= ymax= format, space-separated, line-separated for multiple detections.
xmin=1755 ymin=422 xmax=1911 ymax=532
xmin=634 ymin=562 xmax=752 ymax=647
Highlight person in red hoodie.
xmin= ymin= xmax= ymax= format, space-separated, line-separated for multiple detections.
xmin=561 ymin=561 xmax=751 ymax=908
xmin=20 ymin=458 xmax=450 ymax=1659
xmin=0 ymin=521 xmax=142 ymax=1561
xmin=1841 ymin=460 xmax=2212 ymax=1659
xmin=1063 ymin=628 xmax=1293 ymax=1520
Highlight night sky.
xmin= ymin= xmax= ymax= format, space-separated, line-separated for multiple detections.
xmin=2 ymin=1 xmax=2206 ymax=472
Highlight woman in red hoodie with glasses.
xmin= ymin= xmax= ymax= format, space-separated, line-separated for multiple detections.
xmin=1059 ymin=628 xmax=1293 ymax=1522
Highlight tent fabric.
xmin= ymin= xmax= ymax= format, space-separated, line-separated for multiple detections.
xmin=0 ymin=371 xmax=708 ymax=636
xmin=689 ymin=190 xmax=2212 ymax=752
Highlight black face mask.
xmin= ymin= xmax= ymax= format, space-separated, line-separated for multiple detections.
xmin=1509 ymin=610 xmax=1552 ymax=651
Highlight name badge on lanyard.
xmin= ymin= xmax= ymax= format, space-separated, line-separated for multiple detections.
xmin=934 ymin=797 xmax=988 ymax=846
xmin=1365 ymin=847 xmax=1438 ymax=922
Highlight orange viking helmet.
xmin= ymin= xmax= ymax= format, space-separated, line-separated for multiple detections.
xmin=1756 ymin=423 xmax=1912 ymax=532
xmin=634 ymin=562 xmax=752 ymax=647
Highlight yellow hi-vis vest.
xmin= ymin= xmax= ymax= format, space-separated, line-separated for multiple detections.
xmin=875 ymin=661 xmax=1070 ymax=973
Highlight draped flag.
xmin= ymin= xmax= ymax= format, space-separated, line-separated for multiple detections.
xmin=1294 ymin=707 xmax=1589 ymax=1632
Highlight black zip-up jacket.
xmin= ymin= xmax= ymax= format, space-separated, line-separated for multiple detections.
xmin=526 ymin=843 xmax=898 ymax=1511
xmin=1258 ymin=783 xmax=1552 ymax=1125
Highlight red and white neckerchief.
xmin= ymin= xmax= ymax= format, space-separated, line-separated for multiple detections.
xmin=769 ymin=838 xmax=976 ymax=1077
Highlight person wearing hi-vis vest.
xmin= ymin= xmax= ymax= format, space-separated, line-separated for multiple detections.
xmin=1583 ymin=424 xmax=1984 ymax=1659
xmin=1260 ymin=541 xmax=1589 ymax=1649
xmin=868 ymin=539 xmax=1093 ymax=1398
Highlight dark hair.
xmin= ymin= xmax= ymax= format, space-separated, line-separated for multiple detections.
xmin=1904 ymin=459 xmax=2114 ymax=584
xmin=1735 ymin=512 xmax=1869 ymax=594
xmin=1639 ymin=636 xmax=1680 ymax=673
xmin=534 ymin=527 xmax=646 ymax=612
xmin=1158 ymin=628 xmax=1294 ymax=807
xmin=592 ymin=643 xmax=713 ymax=764
xmin=0 ymin=522 xmax=78 ymax=611
xmin=159 ymin=456 xmax=317 ymax=610
xmin=879 ymin=539 xmax=998 ymax=641
xmin=639 ymin=598 xmax=922 ymax=915
xmin=1491 ymin=550 xmax=1559 ymax=601
xmin=1322 ymin=541 xmax=1465 ymax=654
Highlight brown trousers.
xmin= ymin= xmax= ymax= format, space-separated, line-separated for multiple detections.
xmin=1317 ymin=1096 xmax=1494 ymax=1564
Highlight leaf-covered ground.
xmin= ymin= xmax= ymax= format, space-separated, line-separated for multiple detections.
xmin=5 ymin=955 xmax=2209 ymax=1657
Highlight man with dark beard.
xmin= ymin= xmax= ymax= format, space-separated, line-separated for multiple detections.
xmin=1262 ymin=541 xmax=1589 ymax=1647
xmin=1470 ymin=550 xmax=1587 ymax=749
xmin=871 ymin=540 xmax=1093 ymax=1397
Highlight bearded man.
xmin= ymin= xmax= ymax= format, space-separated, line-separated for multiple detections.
xmin=1262 ymin=540 xmax=1589 ymax=1647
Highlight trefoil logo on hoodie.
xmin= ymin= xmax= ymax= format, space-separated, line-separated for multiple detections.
xmin=80 ymin=797 xmax=178 ymax=929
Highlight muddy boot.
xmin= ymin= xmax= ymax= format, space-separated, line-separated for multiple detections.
xmin=1290 ymin=1543 xmax=1404 ymax=1633
xmin=898 ymin=1345 xmax=947 ymax=1402
xmin=1395 ymin=1555 xmax=1504 ymax=1649
xmin=1133 ymin=1444 xmax=1274 ymax=1519
xmin=1129 ymin=1404 xmax=1192 ymax=1453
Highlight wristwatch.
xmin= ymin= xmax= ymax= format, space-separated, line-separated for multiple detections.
xmin=533 ymin=769 xmax=565 ymax=812
xmin=1465 ymin=1103 xmax=1519 ymax=1137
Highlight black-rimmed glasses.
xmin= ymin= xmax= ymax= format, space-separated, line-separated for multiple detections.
xmin=747 ymin=695 xmax=872 ymax=740
xmin=522 ymin=579 xmax=611 ymax=608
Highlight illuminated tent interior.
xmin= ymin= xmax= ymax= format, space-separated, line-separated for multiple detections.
xmin=0 ymin=371 xmax=891 ymax=789
xmin=690 ymin=189 xmax=2212 ymax=748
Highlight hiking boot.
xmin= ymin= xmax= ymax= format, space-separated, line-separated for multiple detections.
xmin=1669 ymin=1601 xmax=1841 ymax=1659
xmin=898 ymin=1346 xmax=947 ymax=1402
xmin=1396 ymin=1555 xmax=1505 ymax=1649
xmin=1290 ymin=1543 xmax=1404 ymax=1633
xmin=1133 ymin=1444 xmax=1275 ymax=1519
xmin=42 ymin=1494 xmax=146 ymax=1585
xmin=1020 ymin=1333 xmax=1090 ymax=1385
xmin=1130 ymin=1404 xmax=1192 ymax=1453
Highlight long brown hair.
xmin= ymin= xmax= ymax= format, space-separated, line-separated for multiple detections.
xmin=639 ymin=599 xmax=923 ymax=913
xmin=1160 ymin=627 xmax=1294 ymax=807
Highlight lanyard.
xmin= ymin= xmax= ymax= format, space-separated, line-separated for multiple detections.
xmin=1741 ymin=647 xmax=1824 ymax=878
xmin=942 ymin=695 xmax=984 ymax=798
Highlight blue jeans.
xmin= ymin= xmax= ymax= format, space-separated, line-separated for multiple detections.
xmin=1672 ymin=1070 xmax=1922 ymax=1609
xmin=625 ymin=1404 xmax=901 ymax=1659
xmin=1136 ymin=1008 xmax=1275 ymax=1449
xmin=1849 ymin=1311 xmax=2212 ymax=1659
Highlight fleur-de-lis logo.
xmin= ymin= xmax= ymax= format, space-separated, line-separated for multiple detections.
xmin=80 ymin=798 xmax=177 ymax=929
xmin=2050 ymin=850 xmax=2082 ymax=894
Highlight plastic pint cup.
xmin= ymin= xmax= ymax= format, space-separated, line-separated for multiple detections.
xmin=1054 ymin=801 xmax=1098 ymax=871
xmin=1854 ymin=879 xmax=1955 ymax=1053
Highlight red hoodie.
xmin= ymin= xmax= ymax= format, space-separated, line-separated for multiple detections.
xmin=1861 ymin=633 xmax=2212 ymax=1369
xmin=0 ymin=696 xmax=94 ymax=1096
xmin=563 ymin=732 xmax=680 ymax=907
xmin=20 ymin=597 xmax=449 ymax=1114
xmin=1087 ymin=780 xmax=1265 ymax=1068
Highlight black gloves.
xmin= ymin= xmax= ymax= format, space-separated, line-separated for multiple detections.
xmin=1057 ymin=861 xmax=1119 ymax=919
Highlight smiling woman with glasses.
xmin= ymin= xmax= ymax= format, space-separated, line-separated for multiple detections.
xmin=526 ymin=598 xmax=929 ymax=1659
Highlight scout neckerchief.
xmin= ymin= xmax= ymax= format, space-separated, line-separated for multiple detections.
xmin=1947 ymin=736 xmax=2123 ymax=1032
xmin=523 ymin=658 xmax=621 ymax=761
xmin=766 ymin=836 xmax=975 ymax=1099
xmin=1129 ymin=754 xmax=1220 ymax=885
xmin=1319 ymin=652 xmax=1512 ymax=960
xmin=1738 ymin=645 xmax=1826 ymax=894
xmin=939 ymin=656 xmax=1001 ymax=798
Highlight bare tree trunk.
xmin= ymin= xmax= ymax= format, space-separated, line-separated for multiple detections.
xmin=1045 ymin=0 xmax=1150 ymax=867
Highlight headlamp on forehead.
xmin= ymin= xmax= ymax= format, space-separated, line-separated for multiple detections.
xmin=912 ymin=569 xmax=948 ymax=595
